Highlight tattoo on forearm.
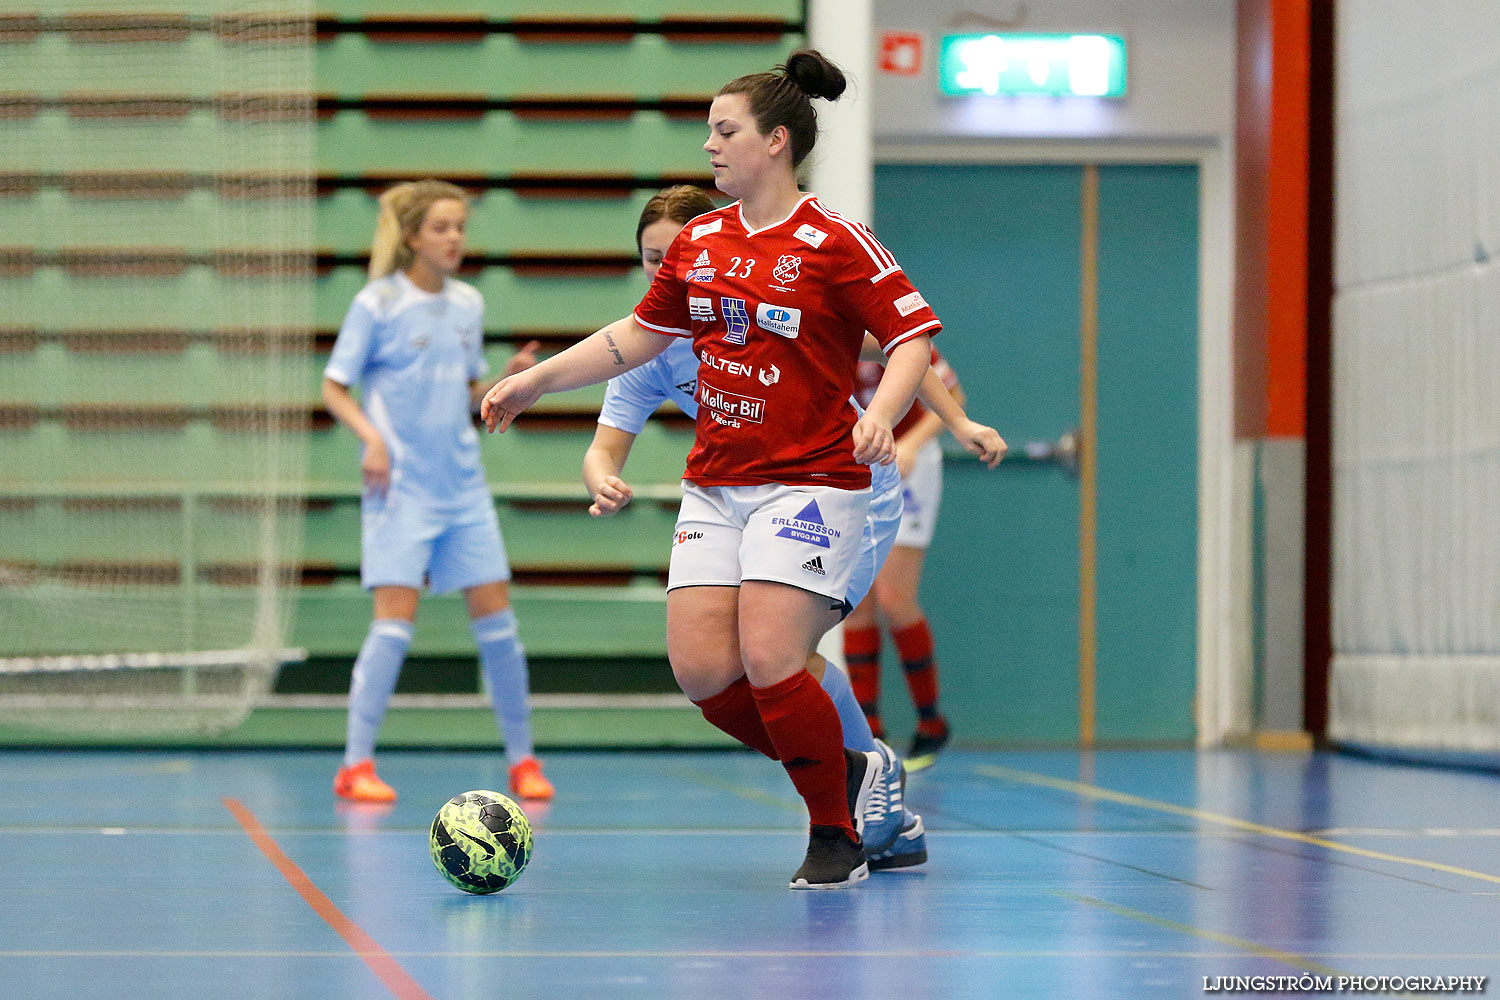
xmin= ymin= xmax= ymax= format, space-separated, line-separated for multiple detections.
xmin=604 ymin=332 xmax=625 ymax=366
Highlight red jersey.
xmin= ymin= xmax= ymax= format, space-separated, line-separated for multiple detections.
xmin=855 ymin=348 xmax=959 ymax=440
xmin=633 ymin=194 xmax=941 ymax=489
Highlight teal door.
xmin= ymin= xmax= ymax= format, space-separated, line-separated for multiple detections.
xmin=872 ymin=163 xmax=1199 ymax=746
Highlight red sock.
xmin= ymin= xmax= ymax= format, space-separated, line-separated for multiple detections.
xmin=751 ymin=670 xmax=853 ymax=835
xmin=893 ymin=618 xmax=944 ymax=733
xmin=693 ymin=676 xmax=778 ymax=760
xmin=842 ymin=625 xmax=884 ymax=736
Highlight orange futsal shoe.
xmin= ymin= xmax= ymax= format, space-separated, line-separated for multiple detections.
xmin=334 ymin=759 xmax=397 ymax=803
xmin=508 ymin=756 xmax=555 ymax=801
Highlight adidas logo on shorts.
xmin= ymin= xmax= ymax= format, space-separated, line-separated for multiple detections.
xmin=801 ymin=556 xmax=825 ymax=576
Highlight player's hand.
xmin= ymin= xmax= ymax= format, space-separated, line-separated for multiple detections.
xmin=953 ymin=419 xmax=1007 ymax=469
xmin=589 ymin=476 xmax=635 ymax=517
xmin=852 ymin=414 xmax=896 ymax=466
xmin=481 ymin=372 xmax=544 ymax=433
xmin=503 ymin=340 xmax=542 ymax=377
xmin=361 ymin=438 xmax=391 ymax=496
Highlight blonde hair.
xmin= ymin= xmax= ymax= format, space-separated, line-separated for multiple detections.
xmin=368 ymin=179 xmax=470 ymax=280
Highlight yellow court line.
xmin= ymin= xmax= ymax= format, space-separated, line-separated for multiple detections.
xmin=976 ymin=763 xmax=1500 ymax=885
xmin=1055 ymin=891 xmax=1347 ymax=978
xmin=667 ymin=767 xmax=804 ymax=815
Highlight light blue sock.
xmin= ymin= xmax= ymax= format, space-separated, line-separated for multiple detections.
xmin=817 ymin=655 xmax=878 ymax=753
xmin=344 ymin=618 xmax=414 ymax=767
xmin=471 ymin=608 xmax=534 ymax=764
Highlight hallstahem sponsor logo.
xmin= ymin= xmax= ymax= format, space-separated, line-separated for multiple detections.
xmin=692 ymin=219 xmax=723 ymax=240
xmin=673 ymin=530 xmax=704 ymax=545
xmin=772 ymin=501 xmax=840 ymax=549
xmin=698 ymin=380 xmax=765 ymax=426
xmin=755 ymin=303 xmax=801 ymax=339
xmin=800 ymin=555 xmax=826 ymax=576
xmin=793 ymin=224 xmax=827 ymax=248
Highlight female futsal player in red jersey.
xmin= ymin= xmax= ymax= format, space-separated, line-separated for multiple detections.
xmin=482 ymin=51 xmax=941 ymax=889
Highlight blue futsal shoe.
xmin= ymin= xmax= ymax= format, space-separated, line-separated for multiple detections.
xmin=860 ymin=738 xmax=906 ymax=856
xmin=867 ymin=812 xmax=927 ymax=871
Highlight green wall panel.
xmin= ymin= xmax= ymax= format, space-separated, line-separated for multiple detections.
xmin=875 ymin=164 xmax=1083 ymax=746
xmin=1094 ymin=164 xmax=1199 ymax=742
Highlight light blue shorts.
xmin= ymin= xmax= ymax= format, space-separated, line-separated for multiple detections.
xmin=360 ymin=492 xmax=510 ymax=595
xmin=843 ymin=464 xmax=905 ymax=611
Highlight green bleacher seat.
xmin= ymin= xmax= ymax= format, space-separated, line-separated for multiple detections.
xmin=314 ymin=1 xmax=801 ymax=19
xmin=316 ymin=35 xmax=796 ymax=100
xmin=317 ymin=111 xmax=710 ymax=176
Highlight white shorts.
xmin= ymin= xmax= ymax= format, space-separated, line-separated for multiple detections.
xmin=843 ymin=462 xmax=904 ymax=611
xmin=895 ymin=439 xmax=943 ymax=549
xmin=361 ymin=491 xmax=511 ymax=595
xmin=668 ymin=482 xmax=872 ymax=613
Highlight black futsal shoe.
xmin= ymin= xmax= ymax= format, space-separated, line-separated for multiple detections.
xmin=789 ymin=824 xmax=869 ymax=889
xmin=905 ymin=719 xmax=951 ymax=772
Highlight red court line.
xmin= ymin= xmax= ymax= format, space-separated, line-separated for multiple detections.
xmin=223 ymin=797 xmax=437 ymax=1000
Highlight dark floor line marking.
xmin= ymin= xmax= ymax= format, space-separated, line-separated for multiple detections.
xmin=1009 ymin=833 xmax=1215 ymax=890
xmin=222 ymin=797 xmax=437 ymax=1000
xmin=1228 ymin=833 xmax=1461 ymax=892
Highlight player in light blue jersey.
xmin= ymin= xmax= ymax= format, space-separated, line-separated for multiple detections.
xmin=580 ymin=187 xmax=1006 ymax=868
xmin=322 ymin=179 xmax=554 ymax=804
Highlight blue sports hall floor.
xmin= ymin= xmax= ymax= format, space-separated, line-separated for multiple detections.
xmin=1 ymin=748 xmax=1497 ymax=999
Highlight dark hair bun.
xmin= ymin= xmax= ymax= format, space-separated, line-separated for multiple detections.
xmin=783 ymin=50 xmax=847 ymax=102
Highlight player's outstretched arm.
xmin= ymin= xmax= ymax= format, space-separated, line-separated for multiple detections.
xmin=583 ymin=424 xmax=638 ymax=517
xmin=858 ymin=334 xmax=1007 ymax=469
xmin=854 ymin=335 xmax=931 ymax=466
xmin=481 ymin=317 xmax=671 ymax=433
xmin=912 ymin=368 xmax=1007 ymax=469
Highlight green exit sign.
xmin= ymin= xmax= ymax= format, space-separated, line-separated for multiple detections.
xmin=939 ymin=33 xmax=1127 ymax=98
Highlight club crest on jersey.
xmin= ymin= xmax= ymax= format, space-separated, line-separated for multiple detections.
xmin=755 ymin=303 xmax=801 ymax=339
xmin=893 ymin=290 xmax=929 ymax=317
xmin=689 ymin=297 xmax=717 ymax=322
xmin=772 ymin=255 xmax=801 ymax=289
xmin=772 ymin=500 xmax=840 ymax=549
xmin=793 ymin=224 xmax=828 ymax=248
xmin=721 ymin=297 xmax=751 ymax=345
xmin=692 ymin=219 xmax=723 ymax=240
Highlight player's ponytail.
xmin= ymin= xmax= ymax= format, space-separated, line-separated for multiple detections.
xmin=368 ymin=179 xmax=470 ymax=280
xmin=718 ymin=49 xmax=847 ymax=168
xmin=783 ymin=50 xmax=847 ymax=103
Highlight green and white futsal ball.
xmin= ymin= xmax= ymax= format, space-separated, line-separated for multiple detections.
xmin=429 ymin=790 xmax=532 ymax=894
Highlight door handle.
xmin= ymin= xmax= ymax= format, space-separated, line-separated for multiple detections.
xmin=1015 ymin=429 xmax=1080 ymax=475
